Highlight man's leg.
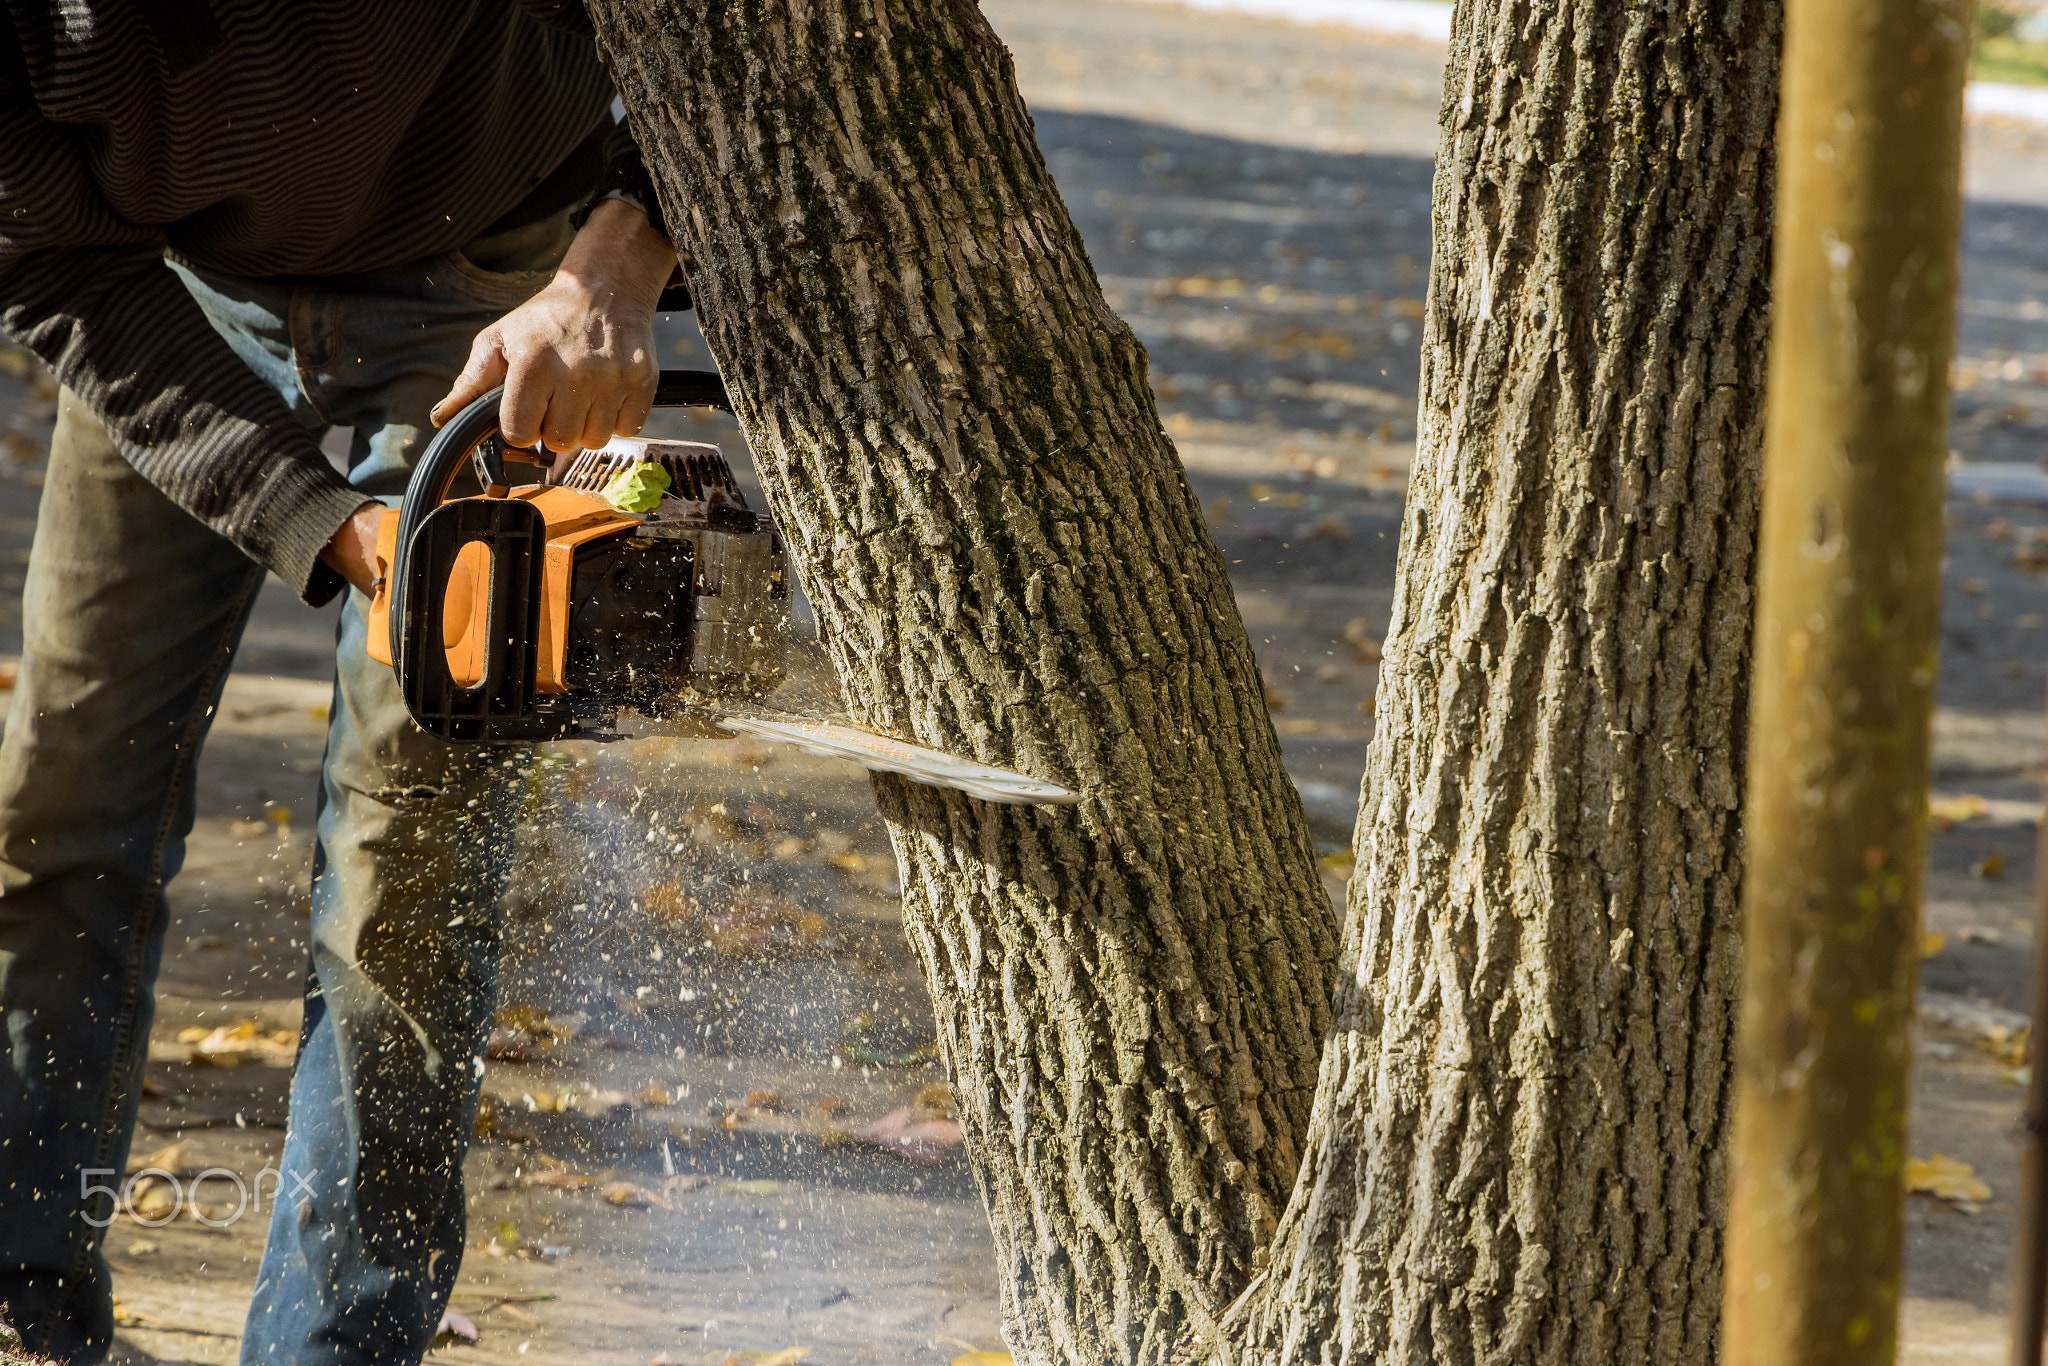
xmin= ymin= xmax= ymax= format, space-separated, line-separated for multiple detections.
xmin=0 ymin=390 xmax=267 ymax=1362
xmin=223 ymin=215 xmax=570 ymax=1366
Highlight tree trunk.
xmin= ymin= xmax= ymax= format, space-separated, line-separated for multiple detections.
xmin=587 ymin=3 xmax=1342 ymax=1361
xmin=1235 ymin=1 xmax=1779 ymax=1362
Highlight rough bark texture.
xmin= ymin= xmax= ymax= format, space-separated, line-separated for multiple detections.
xmin=1235 ymin=2 xmax=1779 ymax=1362
xmin=588 ymin=3 xmax=1342 ymax=1361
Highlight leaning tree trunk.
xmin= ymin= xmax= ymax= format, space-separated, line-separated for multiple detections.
xmin=1234 ymin=1 xmax=1778 ymax=1362
xmin=589 ymin=3 xmax=1342 ymax=1360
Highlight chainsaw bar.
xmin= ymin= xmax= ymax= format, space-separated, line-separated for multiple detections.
xmin=709 ymin=713 xmax=1082 ymax=806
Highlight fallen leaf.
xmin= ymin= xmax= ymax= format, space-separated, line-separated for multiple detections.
xmin=640 ymin=880 xmax=697 ymax=925
xmin=1930 ymin=794 xmax=1990 ymax=831
xmin=495 ymin=1005 xmax=583 ymax=1044
xmin=128 ymin=1181 xmax=178 ymax=1220
xmin=719 ymin=1350 xmax=808 ymax=1366
xmin=855 ymin=1106 xmax=965 ymax=1164
xmin=708 ymin=898 xmax=776 ymax=957
xmin=1921 ymin=931 xmax=1948 ymax=959
xmin=816 ymin=1095 xmax=848 ymax=1117
xmin=1906 ymin=1153 xmax=1991 ymax=1208
xmin=178 ymin=1020 xmax=295 ymax=1067
xmin=1978 ymin=1024 xmax=2030 ymax=1068
xmin=519 ymin=1169 xmax=596 ymax=1191
xmin=914 ymin=1083 xmax=956 ymax=1120
xmin=126 ymin=1140 xmax=189 ymax=1176
xmin=744 ymin=1089 xmax=785 ymax=1112
xmin=601 ymin=1181 xmax=670 ymax=1209
xmin=951 ymin=1355 xmax=1013 ymax=1366
xmin=124 ymin=1241 xmax=159 ymax=1257
xmin=474 ymin=1094 xmax=535 ymax=1143
xmin=1973 ymin=854 xmax=2006 ymax=880
xmin=431 ymin=1310 xmax=480 ymax=1349
xmin=640 ymin=1083 xmax=676 ymax=1107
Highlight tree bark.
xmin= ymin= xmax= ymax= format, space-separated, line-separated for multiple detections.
xmin=587 ymin=3 xmax=1342 ymax=1361
xmin=1235 ymin=2 xmax=1779 ymax=1362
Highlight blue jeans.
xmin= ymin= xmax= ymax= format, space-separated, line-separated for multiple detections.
xmin=0 ymin=214 xmax=572 ymax=1365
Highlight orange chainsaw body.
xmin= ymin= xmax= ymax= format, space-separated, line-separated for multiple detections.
xmin=367 ymin=484 xmax=638 ymax=696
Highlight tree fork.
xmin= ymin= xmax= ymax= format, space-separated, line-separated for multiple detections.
xmin=586 ymin=2 xmax=1342 ymax=1361
xmin=1721 ymin=0 xmax=1970 ymax=1362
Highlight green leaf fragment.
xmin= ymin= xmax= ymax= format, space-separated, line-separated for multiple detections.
xmin=600 ymin=460 xmax=671 ymax=513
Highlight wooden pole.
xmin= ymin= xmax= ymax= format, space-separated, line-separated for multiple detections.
xmin=1722 ymin=0 xmax=1972 ymax=1362
xmin=2013 ymin=712 xmax=2048 ymax=1366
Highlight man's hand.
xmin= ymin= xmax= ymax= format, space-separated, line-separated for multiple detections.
xmin=323 ymin=199 xmax=680 ymax=595
xmin=430 ymin=197 xmax=678 ymax=454
xmin=320 ymin=500 xmax=387 ymax=598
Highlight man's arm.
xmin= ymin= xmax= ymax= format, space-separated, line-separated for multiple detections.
xmin=0 ymin=86 xmax=374 ymax=607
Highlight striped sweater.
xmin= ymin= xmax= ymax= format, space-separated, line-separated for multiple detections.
xmin=0 ymin=1 xmax=621 ymax=604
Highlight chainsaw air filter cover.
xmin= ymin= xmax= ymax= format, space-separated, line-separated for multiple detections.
xmin=556 ymin=436 xmax=788 ymax=713
xmin=367 ymin=372 xmax=789 ymax=743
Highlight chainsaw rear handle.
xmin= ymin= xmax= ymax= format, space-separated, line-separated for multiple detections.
xmin=388 ymin=368 xmax=732 ymax=682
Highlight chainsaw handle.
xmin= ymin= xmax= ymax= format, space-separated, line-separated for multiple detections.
xmin=388 ymin=368 xmax=732 ymax=676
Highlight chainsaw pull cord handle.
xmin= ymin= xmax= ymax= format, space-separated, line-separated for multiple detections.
xmin=387 ymin=368 xmax=732 ymax=673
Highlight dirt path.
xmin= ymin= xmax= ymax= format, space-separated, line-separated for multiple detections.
xmin=2 ymin=3 xmax=2047 ymax=1362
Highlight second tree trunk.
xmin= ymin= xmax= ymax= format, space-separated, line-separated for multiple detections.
xmin=1238 ymin=0 xmax=1778 ymax=1360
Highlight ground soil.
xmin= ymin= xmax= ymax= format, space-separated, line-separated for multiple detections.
xmin=2 ymin=2 xmax=2047 ymax=1362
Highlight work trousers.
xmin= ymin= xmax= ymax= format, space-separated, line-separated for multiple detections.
xmin=0 ymin=213 xmax=572 ymax=1365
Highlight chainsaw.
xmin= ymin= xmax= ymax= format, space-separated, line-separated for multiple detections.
xmin=364 ymin=370 xmax=1079 ymax=806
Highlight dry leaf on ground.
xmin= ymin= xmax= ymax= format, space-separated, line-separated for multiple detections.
xmin=639 ymin=880 xmax=698 ymax=925
xmin=126 ymin=1140 xmax=189 ymax=1176
xmin=719 ymin=1349 xmax=807 ymax=1366
xmin=1906 ymin=1153 xmax=1992 ymax=1210
xmin=600 ymin=1181 xmax=670 ymax=1210
xmin=854 ymin=1106 xmax=964 ymax=1165
xmin=1930 ymin=793 xmax=1990 ymax=830
xmin=430 ymin=1310 xmax=480 ymax=1349
xmin=951 ymin=1354 xmax=1013 ymax=1366
xmin=1979 ymin=1024 xmax=2031 ymax=1067
xmin=175 ymin=1021 xmax=295 ymax=1067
